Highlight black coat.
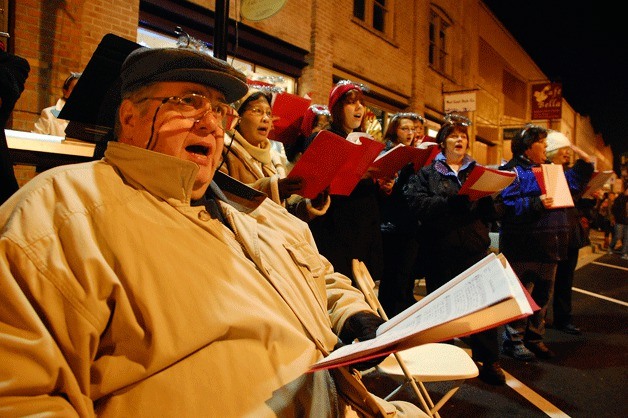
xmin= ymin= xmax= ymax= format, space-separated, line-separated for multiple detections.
xmin=403 ymin=156 xmax=496 ymax=286
xmin=307 ymin=127 xmax=384 ymax=282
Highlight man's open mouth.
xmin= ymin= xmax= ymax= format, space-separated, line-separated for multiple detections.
xmin=186 ymin=144 xmax=209 ymax=156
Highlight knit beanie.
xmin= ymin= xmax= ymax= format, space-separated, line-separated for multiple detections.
xmin=546 ymin=130 xmax=572 ymax=152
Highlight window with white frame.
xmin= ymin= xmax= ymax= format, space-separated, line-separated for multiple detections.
xmin=353 ymin=0 xmax=392 ymax=36
xmin=429 ymin=8 xmax=450 ymax=75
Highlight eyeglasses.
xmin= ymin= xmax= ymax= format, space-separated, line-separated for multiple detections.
xmin=136 ymin=93 xmax=239 ymax=150
xmin=137 ymin=93 xmax=239 ymax=131
xmin=244 ymin=106 xmax=273 ymax=119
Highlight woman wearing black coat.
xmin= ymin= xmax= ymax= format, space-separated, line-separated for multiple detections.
xmin=403 ymin=114 xmax=505 ymax=385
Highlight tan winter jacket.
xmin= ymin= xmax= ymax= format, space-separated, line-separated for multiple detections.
xmin=0 ymin=142 xmax=421 ymax=417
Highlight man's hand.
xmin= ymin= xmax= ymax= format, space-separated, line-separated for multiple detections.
xmin=338 ymin=312 xmax=388 ymax=370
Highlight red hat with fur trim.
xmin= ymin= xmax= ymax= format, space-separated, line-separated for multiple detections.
xmin=300 ymin=104 xmax=331 ymax=137
xmin=328 ymin=80 xmax=366 ymax=112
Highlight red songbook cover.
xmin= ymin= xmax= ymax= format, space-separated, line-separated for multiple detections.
xmin=413 ymin=141 xmax=440 ymax=171
xmin=532 ymin=166 xmax=546 ymax=193
xmin=329 ymin=132 xmax=385 ymax=196
xmin=287 ymin=131 xmax=384 ymax=199
xmin=370 ymin=142 xmax=439 ymax=179
xmin=269 ymin=92 xmax=312 ymax=145
xmin=458 ymin=165 xmax=516 ymax=201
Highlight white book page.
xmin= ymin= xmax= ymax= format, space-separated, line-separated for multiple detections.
xmin=380 ymin=256 xmax=513 ymax=342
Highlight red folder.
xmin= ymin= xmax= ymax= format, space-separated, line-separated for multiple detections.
xmin=269 ymin=92 xmax=312 ymax=145
xmin=458 ymin=165 xmax=516 ymax=201
xmin=532 ymin=164 xmax=574 ymax=208
xmin=370 ymin=142 xmax=439 ymax=179
xmin=287 ymin=130 xmax=384 ymax=198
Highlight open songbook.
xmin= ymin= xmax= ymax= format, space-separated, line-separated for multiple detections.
xmin=310 ymin=253 xmax=537 ymax=372
xmin=458 ymin=165 xmax=517 ymax=201
xmin=287 ymin=130 xmax=384 ymax=198
xmin=369 ymin=142 xmax=440 ymax=179
xmin=532 ymin=164 xmax=575 ymax=208
xmin=582 ymin=170 xmax=614 ymax=199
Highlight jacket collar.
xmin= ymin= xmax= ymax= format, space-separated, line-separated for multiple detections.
xmin=104 ymin=141 xmax=265 ymax=212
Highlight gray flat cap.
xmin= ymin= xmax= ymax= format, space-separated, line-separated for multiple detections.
xmin=120 ymin=47 xmax=248 ymax=103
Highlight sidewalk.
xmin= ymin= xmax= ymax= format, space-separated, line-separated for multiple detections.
xmin=577 ymin=228 xmax=606 ymax=269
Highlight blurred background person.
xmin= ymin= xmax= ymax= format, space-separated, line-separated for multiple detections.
xmin=610 ymin=187 xmax=628 ymax=259
xmin=545 ymin=131 xmax=594 ymax=335
xmin=32 ymin=71 xmax=81 ymax=136
xmin=377 ymin=112 xmax=422 ymax=316
xmin=403 ymin=114 xmax=505 ymax=385
xmin=594 ymin=192 xmax=614 ymax=249
xmin=285 ymin=103 xmax=330 ymax=167
xmin=0 ymin=47 xmax=30 ymax=204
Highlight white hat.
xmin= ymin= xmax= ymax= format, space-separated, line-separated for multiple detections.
xmin=546 ymin=130 xmax=572 ymax=153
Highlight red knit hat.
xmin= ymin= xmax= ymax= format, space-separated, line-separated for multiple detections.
xmin=328 ymin=80 xmax=366 ymax=112
xmin=300 ymin=104 xmax=330 ymax=137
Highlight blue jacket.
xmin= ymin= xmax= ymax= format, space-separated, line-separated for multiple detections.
xmin=498 ymin=156 xmax=592 ymax=262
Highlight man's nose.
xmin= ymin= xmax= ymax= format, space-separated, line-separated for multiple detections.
xmin=194 ymin=110 xmax=222 ymax=133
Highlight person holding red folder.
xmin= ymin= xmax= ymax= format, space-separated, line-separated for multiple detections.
xmin=403 ymin=114 xmax=505 ymax=385
xmin=497 ymin=125 xmax=589 ymax=361
xmin=307 ymin=80 xmax=388 ymax=289
xmin=219 ymin=88 xmax=330 ymax=221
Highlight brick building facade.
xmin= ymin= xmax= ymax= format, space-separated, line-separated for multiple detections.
xmin=3 ymin=0 xmax=613 ymax=171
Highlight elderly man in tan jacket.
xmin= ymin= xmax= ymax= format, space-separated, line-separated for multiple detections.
xmin=0 ymin=45 xmax=425 ymax=417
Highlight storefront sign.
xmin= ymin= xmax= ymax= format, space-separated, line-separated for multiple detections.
xmin=240 ymin=0 xmax=287 ymax=21
xmin=531 ymin=82 xmax=562 ymax=120
xmin=444 ymin=91 xmax=477 ymax=113
xmin=502 ymin=128 xmax=520 ymax=141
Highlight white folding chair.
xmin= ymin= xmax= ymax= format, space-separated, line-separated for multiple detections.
xmin=352 ymin=259 xmax=479 ymax=418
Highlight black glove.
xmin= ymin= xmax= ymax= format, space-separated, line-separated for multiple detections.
xmin=278 ymin=176 xmax=303 ymax=200
xmin=338 ymin=312 xmax=388 ymax=371
xmin=310 ymin=187 xmax=329 ymax=210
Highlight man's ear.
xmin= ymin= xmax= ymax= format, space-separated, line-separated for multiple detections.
xmin=117 ymin=99 xmax=138 ymax=143
xmin=119 ymin=99 xmax=137 ymax=130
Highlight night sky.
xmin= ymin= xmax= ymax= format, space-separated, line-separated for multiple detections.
xmin=482 ymin=0 xmax=628 ymax=173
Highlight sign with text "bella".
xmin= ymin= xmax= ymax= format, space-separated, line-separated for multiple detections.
xmin=531 ymin=82 xmax=562 ymax=120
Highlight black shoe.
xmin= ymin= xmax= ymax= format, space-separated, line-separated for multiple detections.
xmin=524 ymin=341 xmax=555 ymax=359
xmin=478 ymin=362 xmax=506 ymax=385
xmin=502 ymin=341 xmax=536 ymax=361
xmin=556 ymin=323 xmax=582 ymax=335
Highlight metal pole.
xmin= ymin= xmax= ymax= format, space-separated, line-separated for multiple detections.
xmin=213 ymin=0 xmax=228 ymax=60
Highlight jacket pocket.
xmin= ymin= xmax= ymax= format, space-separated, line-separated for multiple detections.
xmin=284 ymin=241 xmax=327 ymax=308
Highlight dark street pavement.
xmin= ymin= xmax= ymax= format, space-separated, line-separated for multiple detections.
xmin=362 ymin=230 xmax=628 ymax=417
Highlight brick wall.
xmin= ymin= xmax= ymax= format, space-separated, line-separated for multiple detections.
xmin=10 ymin=0 xmax=139 ymax=132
